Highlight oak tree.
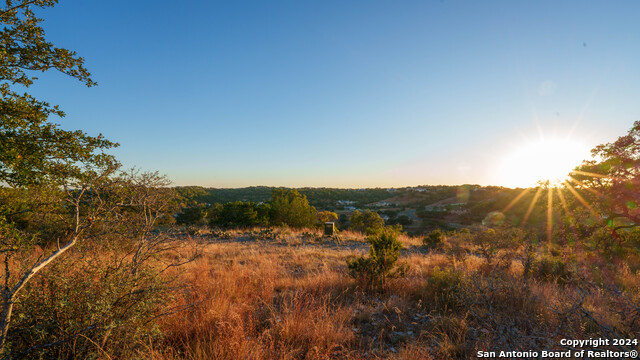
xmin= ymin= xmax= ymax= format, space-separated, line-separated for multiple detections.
xmin=0 ymin=0 xmax=117 ymax=351
xmin=269 ymin=188 xmax=316 ymax=228
xmin=573 ymin=121 xmax=640 ymax=234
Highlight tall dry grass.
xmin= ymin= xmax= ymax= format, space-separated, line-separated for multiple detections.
xmin=10 ymin=227 xmax=638 ymax=359
xmin=153 ymin=241 xmax=363 ymax=359
xmin=145 ymin=228 xmax=639 ymax=359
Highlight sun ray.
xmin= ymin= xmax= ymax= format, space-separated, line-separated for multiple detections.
xmin=563 ymin=181 xmax=603 ymax=224
xmin=546 ymin=186 xmax=553 ymax=244
xmin=569 ymin=170 xmax=610 ymax=178
xmin=522 ymin=187 xmax=543 ymax=226
xmin=555 ymin=187 xmax=573 ymax=220
xmin=567 ymin=175 xmax=606 ymax=200
xmin=502 ymin=188 xmax=531 ymax=214
xmin=556 ymin=187 xmax=586 ymax=273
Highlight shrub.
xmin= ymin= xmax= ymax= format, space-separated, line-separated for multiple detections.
xmin=444 ymin=229 xmax=473 ymax=263
xmin=531 ymin=256 xmax=572 ymax=284
xmin=9 ymin=243 xmax=171 ymax=359
xmin=423 ymin=228 xmax=446 ymax=249
xmin=472 ymin=226 xmax=526 ymax=269
xmin=347 ymin=227 xmax=409 ymax=289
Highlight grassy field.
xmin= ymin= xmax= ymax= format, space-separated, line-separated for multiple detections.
xmin=135 ymin=227 xmax=640 ymax=359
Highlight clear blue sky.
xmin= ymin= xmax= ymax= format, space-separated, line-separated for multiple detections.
xmin=27 ymin=0 xmax=640 ymax=187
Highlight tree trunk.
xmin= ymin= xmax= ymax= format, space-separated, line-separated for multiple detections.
xmin=0 ymin=236 xmax=77 ymax=352
xmin=0 ymin=296 xmax=14 ymax=351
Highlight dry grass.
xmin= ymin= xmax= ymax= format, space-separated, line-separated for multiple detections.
xmin=152 ymin=240 xmax=363 ymax=359
xmin=67 ymin=228 xmax=639 ymax=359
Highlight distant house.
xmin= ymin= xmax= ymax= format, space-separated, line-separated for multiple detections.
xmin=337 ymin=200 xmax=356 ymax=206
xmin=406 ymin=187 xmax=428 ymax=192
xmin=377 ymin=201 xmax=395 ymax=207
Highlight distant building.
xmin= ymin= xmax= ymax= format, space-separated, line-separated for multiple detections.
xmin=406 ymin=187 xmax=428 ymax=192
xmin=376 ymin=201 xmax=395 ymax=207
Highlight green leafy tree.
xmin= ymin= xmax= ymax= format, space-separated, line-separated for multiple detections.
xmin=174 ymin=186 xmax=210 ymax=207
xmin=349 ymin=209 xmax=385 ymax=233
xmin=211 ymin=201 xmax=270 ymax=228
xmin=0 ymin=0 xmax=118 ymax=352
xmin=0 ymin=0 xmax=117 ymax=186
xmin=0 ymin=168 xmax=121 ymax=353
xmin=6 ymin=170 xmax=200 ymax=358
xmin=269 ymin=189 xmax=316 ymax=228
xmin=175 ymin=205 xmax=207 ymax=226
xmin=573 ymin=121 xmax=640 ymax=234
xmin=316 ymin=210 xmax=338 ymax=225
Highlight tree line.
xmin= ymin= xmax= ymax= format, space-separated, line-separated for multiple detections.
xmin=174 ymin=188 xmax=403 ymax=236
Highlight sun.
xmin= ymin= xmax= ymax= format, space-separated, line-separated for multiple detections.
xmin=498 ymin=138 xmax=590 ymax=188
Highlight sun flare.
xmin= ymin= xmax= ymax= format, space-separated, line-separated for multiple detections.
xmin=499 ymin=138 xmax=590 ymax=188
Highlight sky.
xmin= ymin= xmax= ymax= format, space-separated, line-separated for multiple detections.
xmin=24 ymin=0 xmax=640 ymax=188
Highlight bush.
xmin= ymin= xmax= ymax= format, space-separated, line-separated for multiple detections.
xmin=471 ymin=226 xmax=526 ymax=268
xmin=531 ymin=256 xmax=572 ymax=284
xmin=9 ymin=244 xmax=169 ymax=359
xmin=423 ymin=228 xmax=446 ymax=249
xmin=347 ymin=227 xmax=409 ymax=289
